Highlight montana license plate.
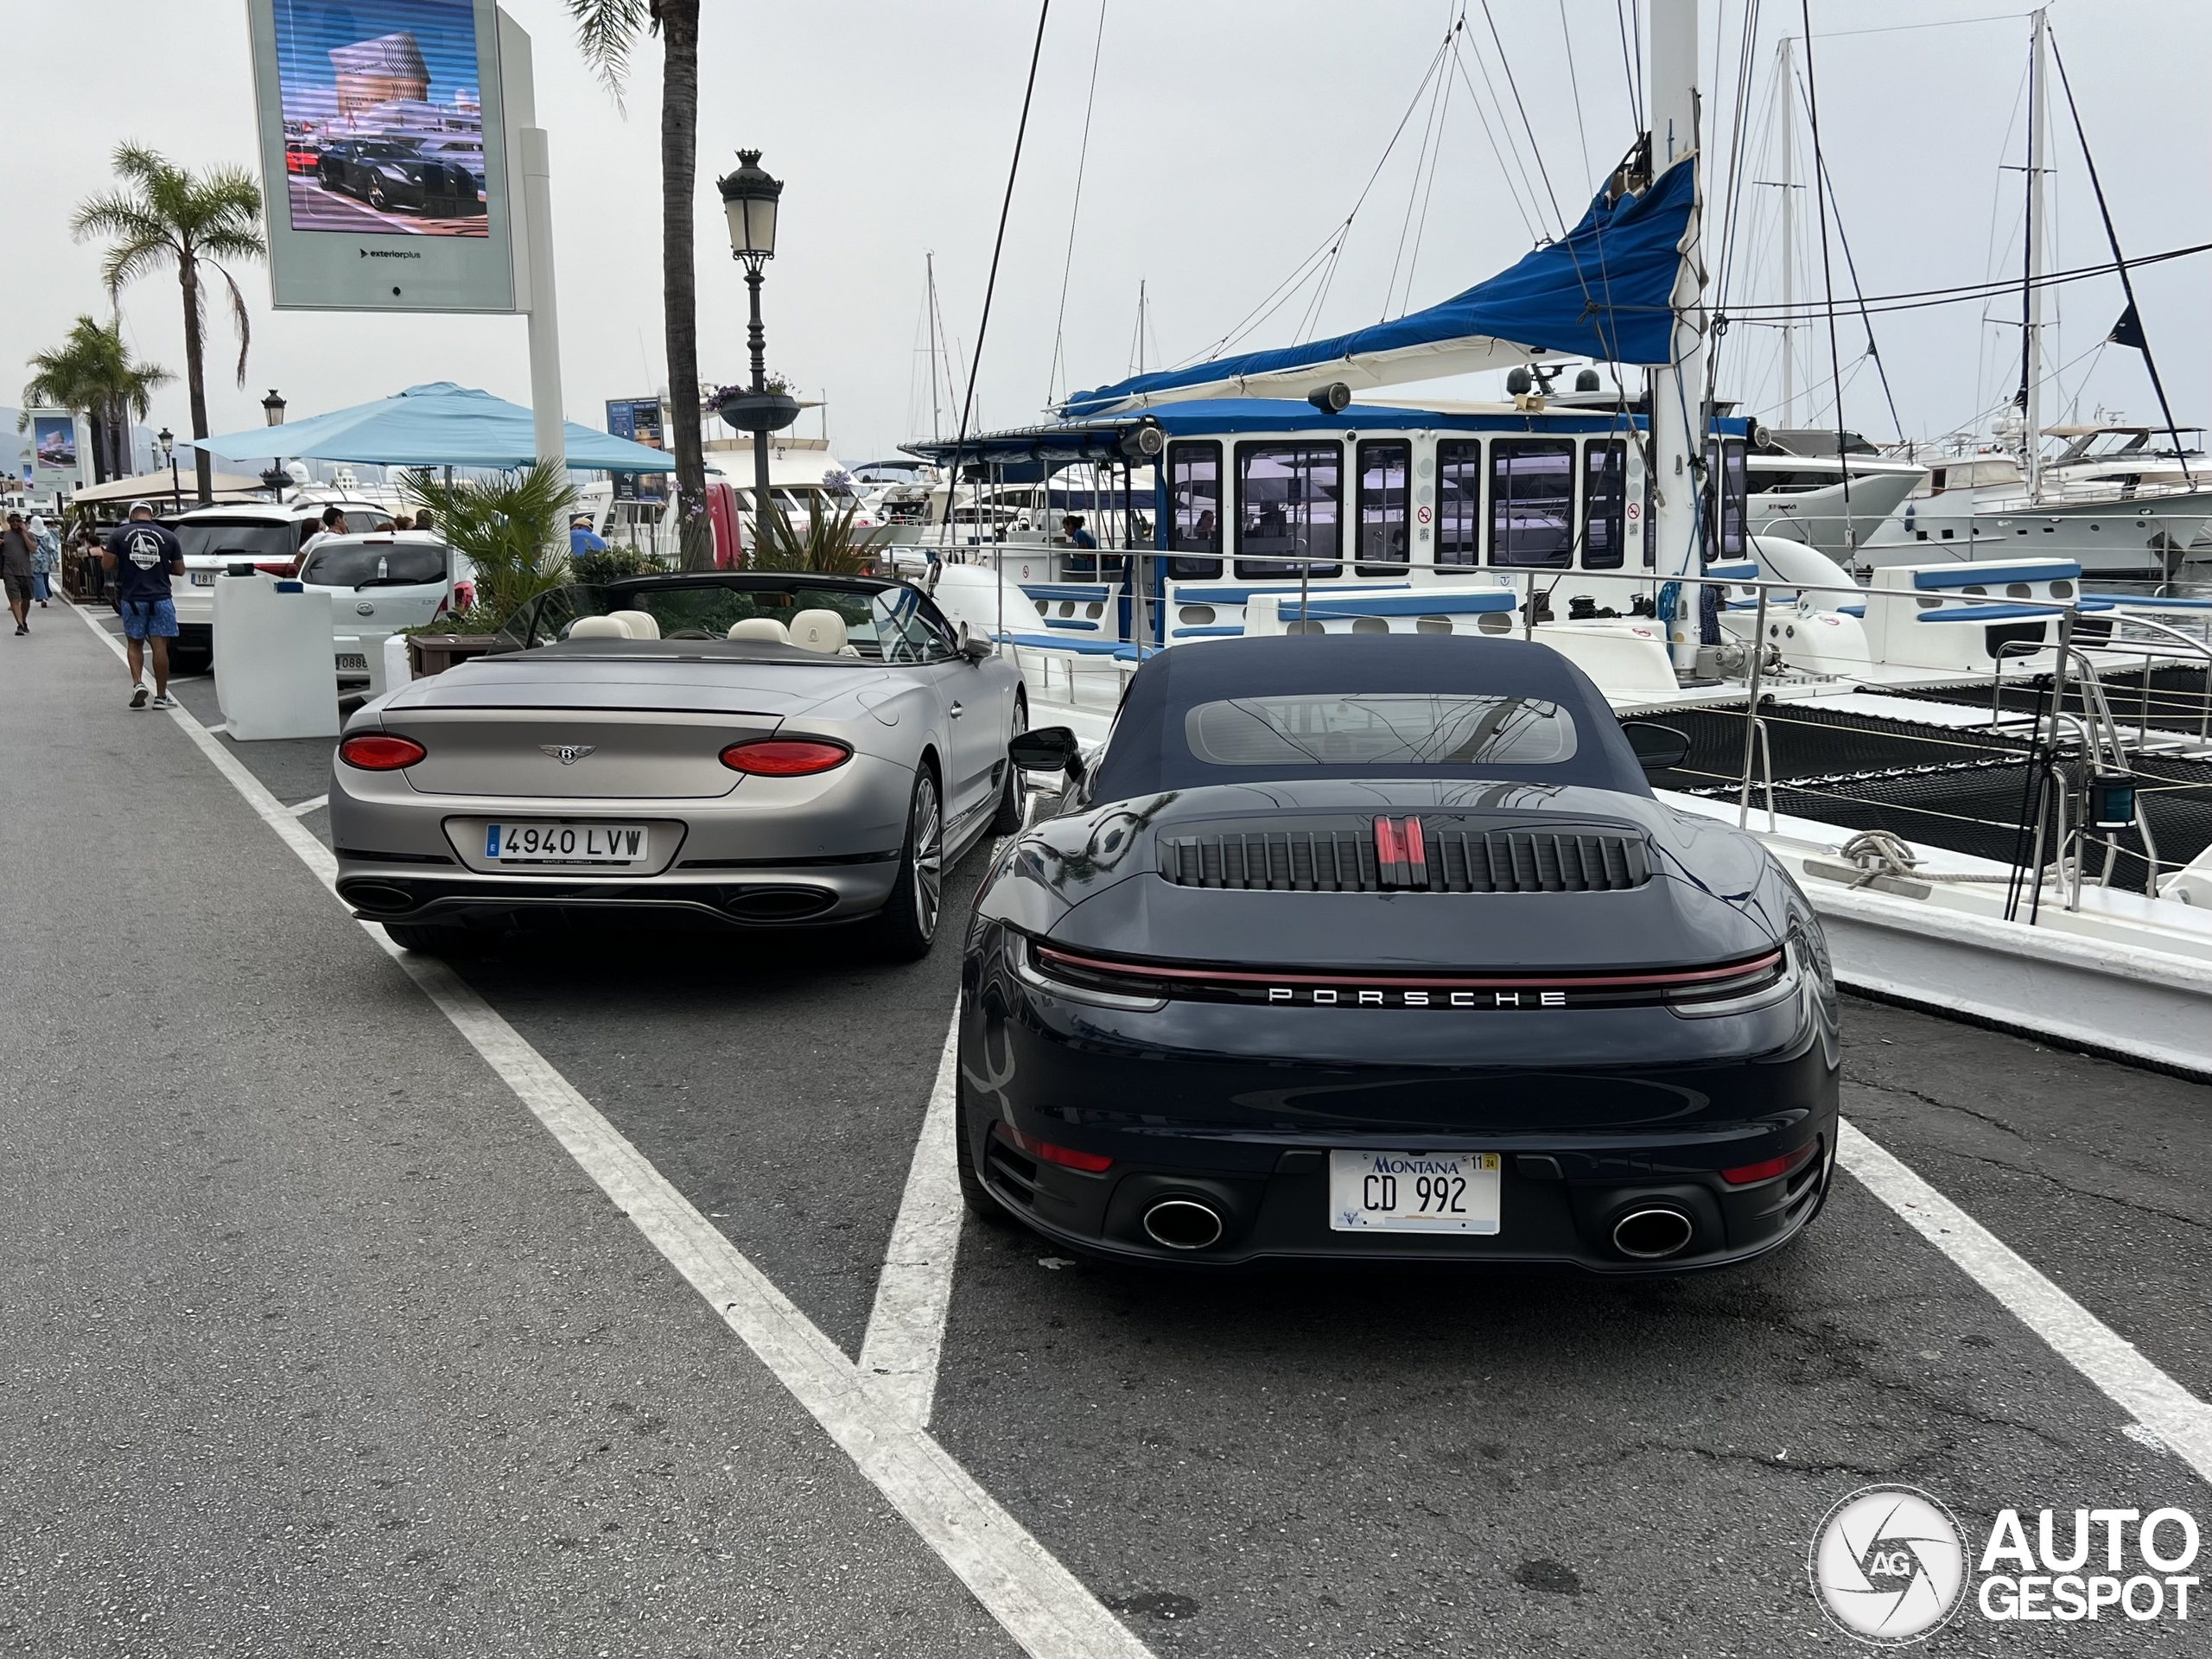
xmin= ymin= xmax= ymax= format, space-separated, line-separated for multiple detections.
xmin=1328 ymin=1150 xmax=1501 ymax=1234
xmin=486 ymin=823 xmax=647 ymax=865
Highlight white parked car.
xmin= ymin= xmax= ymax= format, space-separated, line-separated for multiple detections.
xmin=294 ymin=531 xmax=461 ymax=692
xmin=168 ymin=500 xmax=397 ymax=668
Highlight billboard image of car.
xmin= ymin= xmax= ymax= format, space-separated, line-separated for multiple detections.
xmin=33 ymin=416 xmax=78 ymax=474
xmin=272 ymin=0 xmax=487 ymax=237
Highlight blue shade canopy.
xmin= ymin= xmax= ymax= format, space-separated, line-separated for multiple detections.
xmin=1062 ymin=157 xmax=1696 ymax=420
xmin=189 ymin=383 xmax=677 ymax=472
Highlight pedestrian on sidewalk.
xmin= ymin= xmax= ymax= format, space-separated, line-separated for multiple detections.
xmin=103 ymin=502 xmax=184 ymax=709
xmin=28 ymin=514 xmax=59 ymax=607
xmin=2 ymin=512 xmax=35 ymax=635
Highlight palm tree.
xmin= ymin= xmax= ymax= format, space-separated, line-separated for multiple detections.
xmin=72 ymin=143 xmax=266 ymax=506
xmin=564 ymin=1 xmax=712 ymax=571
xmin=21 ymin=315 xmax=174 ymax=485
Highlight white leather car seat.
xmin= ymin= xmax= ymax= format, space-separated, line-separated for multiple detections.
xmin=727 ymin=617 xmax=791 ymax=643
xmin=788 ymin=608 xmax=849 ymax=654
xmin=608 ymin=608 xmax=661 ymax=639
xmin=568 ymin=615 xmax=628 ymax=639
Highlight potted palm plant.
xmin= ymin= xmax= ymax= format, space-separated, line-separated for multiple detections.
xmin=397 ymin=464 xmax=576 ymax=677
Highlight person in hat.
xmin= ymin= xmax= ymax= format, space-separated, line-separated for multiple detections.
xmin=103 ymin=502 xmax=184 ymax=708
xmin=569 ymin=512 xmax=607 ymax=557
xmin=27 ymin=513 xmax=59 ymax=607
xmin=1 ymin=512 xmax=34 ymax=634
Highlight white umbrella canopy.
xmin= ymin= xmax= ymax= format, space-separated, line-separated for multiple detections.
xmin=70 ymin=467 xmax=274 ymax=505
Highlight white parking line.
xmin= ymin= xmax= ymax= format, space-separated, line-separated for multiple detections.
xmin=288 ymin=793 xmax=329 ymax=816
xmin=68 ymin=601 xmax=1156 ymax=1659
xmin=859 ymin=1008 xmax=968 ymax=1426
xmin=1838 ymin=1121 xmax=2212 ymax=1484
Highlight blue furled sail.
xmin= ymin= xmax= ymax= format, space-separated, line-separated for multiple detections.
xmin=1061 ymin=156 xmax=1696 ymax=420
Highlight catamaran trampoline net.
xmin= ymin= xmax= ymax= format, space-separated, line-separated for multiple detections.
xmin=1891 ymin=663 xmax=2212 ymax=739
xmin=1648 ymin=702 xmax=2212 ymax=891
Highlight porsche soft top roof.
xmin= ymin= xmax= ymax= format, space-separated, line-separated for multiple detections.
xmin=1088 ymin=635 xmax=1651 ymax=801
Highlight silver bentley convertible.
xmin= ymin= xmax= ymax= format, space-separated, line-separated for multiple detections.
xmin=328 ymin=573 xmax=1028 ymax=958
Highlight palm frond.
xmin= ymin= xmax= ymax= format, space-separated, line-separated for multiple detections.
xmin=566 ymin=0 xmax=651 ymax=103
xmin=747 ymin=493 xmax=875 ymax=575
xmin=399 ymin=464 xmax=581 ymax=624
xmin=209 ymin=262 xmax=253 ymax=386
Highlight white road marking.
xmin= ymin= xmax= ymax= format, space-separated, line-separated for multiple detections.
xmin=68 ymin=601 xmax=1156 ymax=1659
xmin=288 ymin=793 xmax=329 ymax=816
xmin=1839 ymin=1119 xmax=2212 ymax=1484
xmin=859 ymin=1007 xmax=967 ymax=1426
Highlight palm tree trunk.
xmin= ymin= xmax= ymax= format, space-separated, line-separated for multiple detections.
xmin=178 ymin=252 xmax=213 ymax=506
xmin=88 ymin=404 xmax=110 ymax=486
xmin=660 ymin=1 xmax=710 ymax=571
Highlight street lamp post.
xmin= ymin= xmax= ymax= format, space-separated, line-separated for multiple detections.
xmin=715 ymin=150 xmax=798 ymax=559
xmin=156 ymin=426 xmax=179 ymax=513
xmin=261 ymin=390 xmax=290 ymax=501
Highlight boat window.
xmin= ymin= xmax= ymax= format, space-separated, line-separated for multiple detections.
xmin=1166 ymin=441 xmax=1223 ymax=580
xmin=1355 ymin=440 xmax=1411 ymax=575
xmin=1236 ymin=442 xmax=1342 ymax=579
xmin=1184 ymin=694 xmax=1578 ymax=769
xmin=1582 ymin=441 xmax=1627 ymax=570
xmin=1490 ymin=440 xmax=1574 ymax=568
xmin=1704 ymin=437 xmax=1747 ymax=561
xmin=1436 ymin=440 xmax=1481 ymax=566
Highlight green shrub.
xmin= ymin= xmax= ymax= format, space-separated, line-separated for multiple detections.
xmin=397 ymin=462 xmax=576 ymax=626
xmin=572 ymin=544 xmax=664 ymax=586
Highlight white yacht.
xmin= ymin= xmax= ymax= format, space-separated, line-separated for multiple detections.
xmin=1862 ymin=421 xmax=2212 ymax=579
xmin=1742 ymin=428 xmax=1926 ymax=564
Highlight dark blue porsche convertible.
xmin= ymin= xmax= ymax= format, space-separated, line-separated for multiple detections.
xmin=957 ymin=634 xmax=1839 ymax=1272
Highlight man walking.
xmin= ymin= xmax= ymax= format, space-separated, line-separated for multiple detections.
xmin=2 ymin=512 xmax=33 ymax=635
xmin=104 ymin=502 xmax=184 ymax=708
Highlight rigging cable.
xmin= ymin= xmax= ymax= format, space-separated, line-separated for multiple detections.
xmin=1046 ymin=0 xmax=1109 ymax=409
xmin=946 ymin=0 xmax=1050 ymax=552
xmin=1558 ymin=0 xmax=1597 ymax=197
xmin=2048 ymin=26 xmax=2194 ymax=484
xmin=1797 ymin=0 xmax=1854 ymax=555
xmin=1446 ymin=29 xmax=1546 ymax=245
xmin=1479 ymin=0 xmax=1568 ymax=235
xmin=1615 ymin=0 xmax=1644 ymax=137
xmin=1805 ymin=121 xmax=1906 ymax=443
xmin=1384 ymin=7 xmax=1459 ymax=321
xmin=1454 ymin=26 xmax=1557 ymax=241
xmin=1706 ymin=0 xmax=1765 ymax=420
xmin=1398 ymin=16 xmax=1461 ymax=317
xmin=1180 ymin=27 xmax=1456 ymax=365
xmin=1710 ymin=241 xmax=2210 ymax=319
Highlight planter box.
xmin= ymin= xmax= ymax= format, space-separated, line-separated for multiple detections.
xmin=405 ymin=632 xmax=502 ymax=678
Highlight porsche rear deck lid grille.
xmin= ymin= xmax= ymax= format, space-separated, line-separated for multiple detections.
xmin=1157 ymin=820 xmax=1650 ymax=894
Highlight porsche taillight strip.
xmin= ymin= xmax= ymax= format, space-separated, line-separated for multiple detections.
xmin=1158 ymin=823 xmax=1649 ymax=894
xmin=1026 ymin=940 xmax=1785 ymax=1010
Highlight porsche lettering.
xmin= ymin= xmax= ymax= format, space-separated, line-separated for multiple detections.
xmin=1265 ymin=986 xmax=1571 ymax=1007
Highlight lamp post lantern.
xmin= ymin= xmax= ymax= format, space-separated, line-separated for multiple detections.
xmin=156 ymin=426 xmax=181 ymax=512
xmin=715 ymin=149 xmax=798 ymax=556
xmin=262 ymin=389 xmax=287 ymax=426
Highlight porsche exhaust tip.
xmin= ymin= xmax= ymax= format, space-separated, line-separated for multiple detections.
xmin=1142 ymin=1198 xmax=1224 ymax=1251
xmin=1612 ymin=1206 xmax=1695 ymax=1260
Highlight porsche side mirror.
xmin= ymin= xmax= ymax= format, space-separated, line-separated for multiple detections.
xmin=1009 ymin=725 xmax=1086 ymax=781
xmin=1621 ymin=721 xmax=1693 ymax=772
xmin=957 ymin=621 xmax=994 ymax=663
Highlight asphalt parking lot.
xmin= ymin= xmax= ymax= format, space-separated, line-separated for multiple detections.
xmin=6 ymin=603 xmax=2209 ymax=1656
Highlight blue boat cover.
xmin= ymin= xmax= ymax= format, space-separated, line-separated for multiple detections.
xmin=1063 ymin=158 xmax=1695 ymax=419
xmin=191 ymin=382 xmax=678 ymax=473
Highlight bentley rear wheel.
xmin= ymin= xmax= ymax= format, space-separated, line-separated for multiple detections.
xmin=989 ymin=690 xmax=1029 ymax=836
xmin=872 ymin=766 xmax=943 ymax=962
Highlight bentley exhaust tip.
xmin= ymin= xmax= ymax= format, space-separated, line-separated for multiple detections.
xmin=1612 ymin=1206 xmax=1695 ymax=1260
xmin=1142 ymin=1198 xmax=1224 ymax=1251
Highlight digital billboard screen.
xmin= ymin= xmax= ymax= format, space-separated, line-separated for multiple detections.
xmin=32 ymin=415 xmax=79 ymax=476
xmin=271 ymin=0 xmax=488 ymax=238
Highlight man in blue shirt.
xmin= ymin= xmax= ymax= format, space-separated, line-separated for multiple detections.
xmin=569 ymin=513 xmax=608 ymax=558
xmin=103 ymin=502 xmax=185 ymax=709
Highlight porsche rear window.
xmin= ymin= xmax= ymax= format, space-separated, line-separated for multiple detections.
xmin=1183 ymin=695 xmax=1578 ymax=768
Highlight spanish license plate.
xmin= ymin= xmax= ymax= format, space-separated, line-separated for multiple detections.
xmin=1329 ymin=1150 xmax=1501 ymax=1235
xmin=335 ymin=652 xmax=368 ymax=671
xmin=486 ymin=822 xmax=647 ymax=865
xmin=190 ymin=572 xmax=217 ymax=586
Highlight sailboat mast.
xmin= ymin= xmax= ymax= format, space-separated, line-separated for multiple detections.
xmin=925 ymin=252 xmax=944 ymax=442
xmin=2024 ymin=6 xmax=2049 ymax=500
xmin=1646 ymin=0 xmax=1708 ymax=670
xmin=1778 ymin=35 xmax=1796 ymax=429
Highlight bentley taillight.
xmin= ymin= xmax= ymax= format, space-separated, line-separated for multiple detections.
xmin=339 ymin=734 xmax=427 ymax=770
xmin=720 ymin=739 xmax=852 ymax=776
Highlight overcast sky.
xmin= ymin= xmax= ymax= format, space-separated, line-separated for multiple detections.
xmin=6 ymin=0 xmax=2205 ymax=468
